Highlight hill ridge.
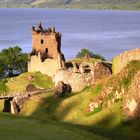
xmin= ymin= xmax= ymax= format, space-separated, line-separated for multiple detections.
xmin=1 ymin=0 xmax=140 ymax=10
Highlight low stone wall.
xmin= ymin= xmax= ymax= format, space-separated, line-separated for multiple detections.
xmin=93 ymin=62 xmax=111 ymax=82
xmin=28 ymin=52 xmax=64 ymax=77
xmin=112 ymin=48 xmax=140 ymax=74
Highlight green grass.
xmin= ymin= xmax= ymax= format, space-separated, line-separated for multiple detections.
xmin=3 ymin=71 xmax=54 ymax=94
xmin=1 ymin=60 xmax=140 ymax=140
xmin=13 ymin=71 xmax=54 ymax=89
xmin=18 ymin=61 xmax=140 ymax=140
xmin=30 ymin=72 xmax=53 ymax=88
xmin=85 ymin=84 xmax=103 ymax=96
xmin=19 ymin=88 xmax=140 ymax=140
xmin=0 ymin=113 xmax=107 ymax=140
xmin=119 ymin=60 xmax=140 ymax=88
xmin=0 ymin=100 xmax=4 ymax=111
xmin=67 ymin=58 xmax=102 ymax=64
xmin=0 ymin=78 xmax=8 ymax=95
xmin=19 ymin=91 xmax=125 ymax=139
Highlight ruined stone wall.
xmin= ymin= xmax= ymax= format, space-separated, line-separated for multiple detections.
xmin=32 ymin=33 xmax=61 ymax=59
xmin=28 ymin=52 xmax=64 ymax=77
xmin=93 ymin=62 xmax=111 ymax=81
xmin=53 ymin=62 xmax=111 ymax=92
xmin=113 ymin=48 xmax=140 ymax=74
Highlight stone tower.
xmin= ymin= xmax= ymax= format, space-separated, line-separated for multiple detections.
xmin=28 ymin=23 xmax=65 ymax=77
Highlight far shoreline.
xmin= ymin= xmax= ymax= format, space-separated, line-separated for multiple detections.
xmin=0 ymin=6 xmax=140 ymax=12
xmin=0 ymin=7 xmax=140 ymax=13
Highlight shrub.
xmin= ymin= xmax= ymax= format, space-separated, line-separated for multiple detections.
xmin=76 ymin=48 xmax=105 ymax=61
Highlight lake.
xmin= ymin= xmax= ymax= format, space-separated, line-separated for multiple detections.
xmin=0 ymin=8 xmax=140 ymax=60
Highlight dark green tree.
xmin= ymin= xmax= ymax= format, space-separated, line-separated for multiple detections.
xmin=76 ymin=48 xmax=105 ymax=61
xmin=0 ymin=59 xmax=5 ymax=78
xmin=0 ymin=46 xmax=28 ymax=77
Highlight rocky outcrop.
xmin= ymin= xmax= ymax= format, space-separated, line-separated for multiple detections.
xmin=54 ymin=81 xmax=71 ymax=97
xmin=88 ymin=62 xmax=140 ymax=120
xmin=88 ymin=87 xmax=124 ymax=112
xmin=122 ymin=71 xmax=140 ymax=119
xmin=25 ymin=84 xmax=39 ymax=92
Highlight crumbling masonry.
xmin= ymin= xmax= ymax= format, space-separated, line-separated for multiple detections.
xmin=28 ymin=23 xmax=65 ymax=77
xmin=113 ymin=48 xmax=140 ymax=74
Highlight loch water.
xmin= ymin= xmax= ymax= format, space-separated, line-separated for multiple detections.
xmin=0 ymin=8 xmax=140 ymax=60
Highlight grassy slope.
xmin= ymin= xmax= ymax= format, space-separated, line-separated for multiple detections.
xmin=2 ymin=71 xmax=53 ymax=94
xmin=0 ymin=78 xmax=8 ymax=95
xmin=19 ymin=90 xmax=126 ymax=140
xmin=0 ymin=71 xmax=108 ymax=140
xmin=12 ymin=71 xmax=53 ymax=89
xmin=0 ymin=113 xmax=107 ymax=140
xmin=19 ymin=60 xmax=140 ymax=140
xmin=67 ymin=58 xmax=103 ymax=64
xmin=1 ymin=0 xmax=140 ymax=10
xmin=1 ymin=60 xmax=140 ymax=140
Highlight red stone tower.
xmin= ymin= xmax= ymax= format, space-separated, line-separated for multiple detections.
xmin=28 ymin=23 xmax=65 ymax=76
xmin=31 ymin=22 xmax=65 ymax=61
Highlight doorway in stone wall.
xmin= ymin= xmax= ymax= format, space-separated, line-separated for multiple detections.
xmin=3 ymin=98 xmax=12 ymax=113
xmin=45 ymin=48 xmax=48 ymax=54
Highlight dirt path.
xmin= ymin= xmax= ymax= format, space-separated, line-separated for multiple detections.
xmin=10 ymin=78 xmax=45 ymax=90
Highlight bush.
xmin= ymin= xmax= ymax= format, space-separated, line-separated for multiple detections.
xmin=76 ymin=48 xmax=105 ymax=61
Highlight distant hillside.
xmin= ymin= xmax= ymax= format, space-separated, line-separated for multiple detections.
xmin=1 ymin=0 xmax=140 ymax=10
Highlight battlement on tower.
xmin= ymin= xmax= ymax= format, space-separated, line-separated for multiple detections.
xmin=28 ymin=22 xmax=65 ymax=77
xmin=31 ymin=22 xmax=61 ymax=36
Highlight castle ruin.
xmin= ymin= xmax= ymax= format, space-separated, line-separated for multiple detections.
xmin=28 ymin=23 xmax=65 ymax=77
xmin=112 ymin=48 xmax=140 ymax=74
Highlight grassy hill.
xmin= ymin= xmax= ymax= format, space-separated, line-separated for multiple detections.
xmin=0 ymin=71 xmax=53 ymax=95
xmin=1 ymin=0 xmax=140 ymax=10
xmin=1 ymin=60 xmax=140 ymax=139
xmin=0 ymin=113 xmax=107 ymax=140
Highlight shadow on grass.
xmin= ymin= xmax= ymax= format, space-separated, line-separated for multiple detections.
xmin=30 ymin=92 xmax=80 ymax=120
xmin=23 ymin=92 xmax=140 ymax=140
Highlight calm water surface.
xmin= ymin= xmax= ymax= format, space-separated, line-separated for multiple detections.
xmin=0 ymin=8 xmax=140 ymax=60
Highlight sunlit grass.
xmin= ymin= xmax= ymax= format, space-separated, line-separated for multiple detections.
xmin=1 ymin=60 xmax=140 ymax=140
xmin=2 ymin=71 xmax=54 ymax=94
xmin=0 ymin=113 xmax=107 ymax=140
